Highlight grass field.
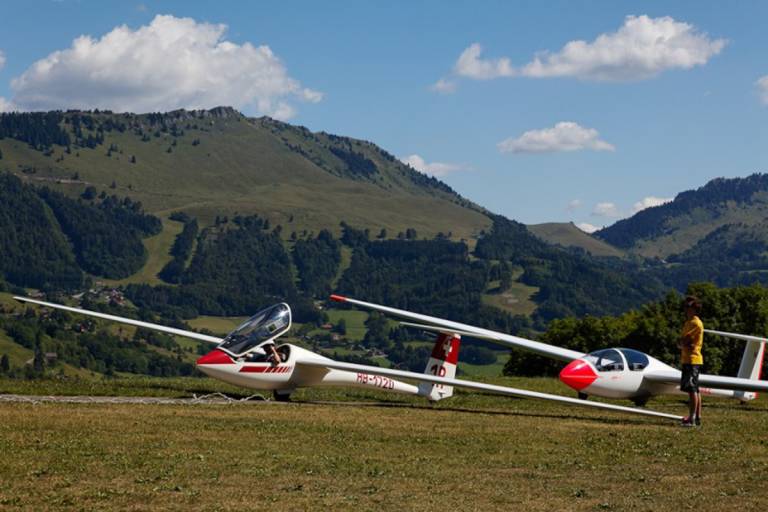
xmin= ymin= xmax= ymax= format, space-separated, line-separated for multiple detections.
xmin=0 ymin=375 xmax=766 ymax=511
xmin=324 ymin=310 xmax=369 ymax=342
xmin=99 ymin=216 xmax=184 ymax=287
xmin=483 ymin=266 xmax=539 ymax=316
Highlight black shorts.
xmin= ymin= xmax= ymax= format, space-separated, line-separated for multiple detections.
xmin=680 ymin=364 xmax=701 ymax=393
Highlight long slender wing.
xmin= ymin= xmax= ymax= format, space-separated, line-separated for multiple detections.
xmin=13 ymin=296 xmax=223 ymax=344
xmin=298 ymin=359 xmax=682 ymax=421
xmin=704 ymin=329 xmax=768 ymax=344
xmin=398 ymin=322 xmax=504 ymax=341
xmin=644 ymin=370 xmax=768 ymax=393
xmin=330 ymin=295 xmax=584 ymax=362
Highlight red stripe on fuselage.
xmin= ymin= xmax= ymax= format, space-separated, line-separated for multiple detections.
xmin=239 ymin=365 xmax=292 ymax=374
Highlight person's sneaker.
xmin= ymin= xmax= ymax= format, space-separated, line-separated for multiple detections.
xmin=681 ymin=416 xmax=695 ymax=427
xmin=695 ymin=416 xmax=701 ymax=427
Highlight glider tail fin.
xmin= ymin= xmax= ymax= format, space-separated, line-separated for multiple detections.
xmin=735 ymin=339 xmax=766 ymax=401
xmin=418 ymin=332 xmax=461 ymax=401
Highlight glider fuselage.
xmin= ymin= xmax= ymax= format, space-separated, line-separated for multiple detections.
xmin=196 ymin=344 xmax=419 ymax=395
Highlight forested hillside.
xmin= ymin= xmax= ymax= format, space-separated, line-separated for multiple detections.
xmin=593 ymin=173 xmax=768 ymax=291
xmin=596 ymin=173 xmax=768 ymax=258
xmin=0 ymin=173 xmax=159 ymax=289
xmin=476 ymin=216 xmax=666 ymax=324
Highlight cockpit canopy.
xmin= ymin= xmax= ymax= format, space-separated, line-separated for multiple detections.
xmin=218 ymin=303 xmax=291 ymax=357
xmin=584 ymin=348 xmax=650 ymax=372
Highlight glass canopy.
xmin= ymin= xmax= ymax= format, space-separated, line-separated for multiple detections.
xmin=218 ymin=303 xmax=291 ymax=357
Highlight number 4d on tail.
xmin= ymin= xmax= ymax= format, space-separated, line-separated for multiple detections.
xmin=419 ymin=332 xmax=461 ymax=401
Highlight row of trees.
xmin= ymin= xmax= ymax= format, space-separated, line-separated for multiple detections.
xmin=0 ymin=112 xmax=70 ymax=150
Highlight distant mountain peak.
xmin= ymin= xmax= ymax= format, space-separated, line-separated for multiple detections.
xmin=595 ymin=172 xmax=768 ymax=257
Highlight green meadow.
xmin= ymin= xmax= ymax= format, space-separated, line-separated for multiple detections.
xmin=0 ymin=376 xmax=766 ymax=511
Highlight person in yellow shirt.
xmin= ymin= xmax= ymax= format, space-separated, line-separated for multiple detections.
xmin=679 ymin=296 xmax=704 ymax=427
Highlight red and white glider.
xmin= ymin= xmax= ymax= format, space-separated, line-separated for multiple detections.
xmin=329 ymin=295 xmax=768 ymax=407
xmin=14 ymin=296 xmax=687 ymax=421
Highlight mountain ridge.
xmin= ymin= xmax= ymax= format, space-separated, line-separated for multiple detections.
xmin=0 ymin=108 xmax=491 ymax=242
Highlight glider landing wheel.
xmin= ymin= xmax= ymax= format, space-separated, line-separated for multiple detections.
xmin=273 ymin=390 xmax=292 ymax=402
xmin=632 ymin=397 xmax=649 ymax=407
xmin=578 ymin=392 xmax=588 ymax=400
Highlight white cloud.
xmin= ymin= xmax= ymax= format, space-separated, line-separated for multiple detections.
xmin=757 ymin=76 xmax=768 ymax=105
xmin=592 ymin=202 xmax=620 ymax=218
xmin=400 ymin=154 xmax=466 ymax=177
xmin=522 ymin=15 xmax=726 ymax=81
xmin=631 ymin=196 xmax=672 ymax=214
xmin=8 ymin=14 xmax=322 ymax=119
xmin=0 ymin=50 xmax=5 ymax=71
xmin=430 ymin=78 xmax=456 ymax=94
xmin=439 ymin=16 xmax=725 ymax=89
xmin=454 ymin=43 xmax=515 ymax=80
xmin=0 ymin=97 xmax=16 ymax=112
xmin=566 ymin=199 xmax=582 ymax=212
xmin=576 ymin=222 xmax=599 ymax=234
xmin=498 ymin=122 xmax=614 ymax=154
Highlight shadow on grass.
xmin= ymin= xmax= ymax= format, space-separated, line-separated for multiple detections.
xmin=297 ymin=398 xmax=681 ymax=427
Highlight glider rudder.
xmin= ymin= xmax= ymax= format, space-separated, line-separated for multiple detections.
xmin=419 ymin=332 xmax=461 ymax=401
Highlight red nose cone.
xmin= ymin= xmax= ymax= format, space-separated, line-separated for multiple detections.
xmin=196 ymin=349 xmax=234 ymax=366
xmin=559 ymin=359 xmax=597 ymax=391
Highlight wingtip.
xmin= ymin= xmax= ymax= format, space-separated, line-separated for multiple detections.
xmin=329 ymin=294 xmax=347 ymax=302
xmin=12 ymin=296 xmax=27 ymax=303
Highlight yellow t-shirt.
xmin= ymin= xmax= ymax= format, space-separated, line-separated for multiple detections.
xmin=681 ymin=316 xmax=704 ymax=365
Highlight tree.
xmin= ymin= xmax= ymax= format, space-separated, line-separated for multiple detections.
xmin=334 ymin=318 xmax=347 ymax=335
xmin=81 ymin=186 xmax=97 ymax=200
xmin=33 ymin=340 xmax=46 ymax=374
xmin=363 ymin=312 xmax=389 ymax=349
xmin=0 ymin=354 xmax=9 ymax=373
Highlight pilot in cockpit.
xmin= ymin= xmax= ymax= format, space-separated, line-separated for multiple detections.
xmin=247 ymin=339 xmax=282 ymax=366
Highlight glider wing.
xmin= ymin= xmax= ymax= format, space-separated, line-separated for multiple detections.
xmin=644 ymin=370 xmax=768 ymax=393
xmin=298 ymin=358 xmax=682 ymax=420
xmin=330 ymin=295 xmax=584 ymax=362
xmin=13 ymin=296 xmax=223 ymax=344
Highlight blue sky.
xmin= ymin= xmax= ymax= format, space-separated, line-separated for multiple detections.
xmin=1 ymin=1 xmax=766 ymax=229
